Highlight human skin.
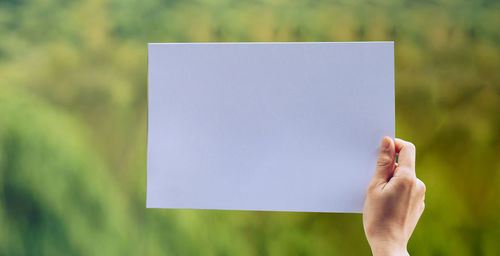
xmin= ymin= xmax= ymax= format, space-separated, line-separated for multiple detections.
xmin=363 ymin=137 xmax=426 ymax=256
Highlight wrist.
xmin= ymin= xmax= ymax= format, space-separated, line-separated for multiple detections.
xmin=369 ymin=242 xmax=408 ymax=256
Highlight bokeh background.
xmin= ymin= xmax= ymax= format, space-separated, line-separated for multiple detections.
xmin=1 ymin=0 xmax=499 ymax=255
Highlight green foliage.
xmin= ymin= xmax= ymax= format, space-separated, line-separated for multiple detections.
xmin=0 ymin=0 xmax=499 ymax=255
xmin=0 ymin=87 xmax=133 ymax=255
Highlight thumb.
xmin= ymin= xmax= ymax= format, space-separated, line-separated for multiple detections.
xmin=372 ymin=136 xmax=396 ymax=183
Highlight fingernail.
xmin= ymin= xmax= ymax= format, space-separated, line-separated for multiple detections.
xmin=382 ymin=137 xmax=390 ymax=149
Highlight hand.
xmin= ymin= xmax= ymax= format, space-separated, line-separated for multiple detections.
xmin=363 ymin=137 xmax=426 ymax=256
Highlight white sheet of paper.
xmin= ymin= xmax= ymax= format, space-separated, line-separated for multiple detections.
xmin=147 ymin=42 xmax=394 ymax=213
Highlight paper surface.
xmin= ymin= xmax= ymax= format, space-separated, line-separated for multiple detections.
xmin=147 ymin=42 xmax=394 ymax=213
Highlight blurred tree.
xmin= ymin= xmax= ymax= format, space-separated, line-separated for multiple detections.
xmin=0 ymin=87 xmax=139 ymax=255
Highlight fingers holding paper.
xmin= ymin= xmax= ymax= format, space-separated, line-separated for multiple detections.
xmin=393 ymin=138 xmax=416 ymax=176
xmin=363 ymin=137 xmax=426 ymax=256
xmin=373 ymin=136 xmax=396 ymax=183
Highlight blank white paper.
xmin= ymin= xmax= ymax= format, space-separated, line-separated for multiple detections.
xmin=147 ymin=42 xmax=394 ymax=213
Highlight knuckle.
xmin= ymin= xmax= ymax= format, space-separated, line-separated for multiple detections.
xmin=376 ymin=155 xmax=393 ymax=167
xmin=417 ymin=179 xmax=426 ymax=194
xmin=366 ymin=181 xmax=379 ymax=193
xmin=367 ymin=182 xmax=375 ymax=192
xmin=366 ymin=186 xmax=373 ymax=195
xmin=396 ymin=176 xmax=416 ymax=190
xmin=365 ymin=226 xmax=380 ymax=238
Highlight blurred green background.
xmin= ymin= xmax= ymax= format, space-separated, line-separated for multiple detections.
xmin=1 ymin=0 xmax=499 ymax=255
